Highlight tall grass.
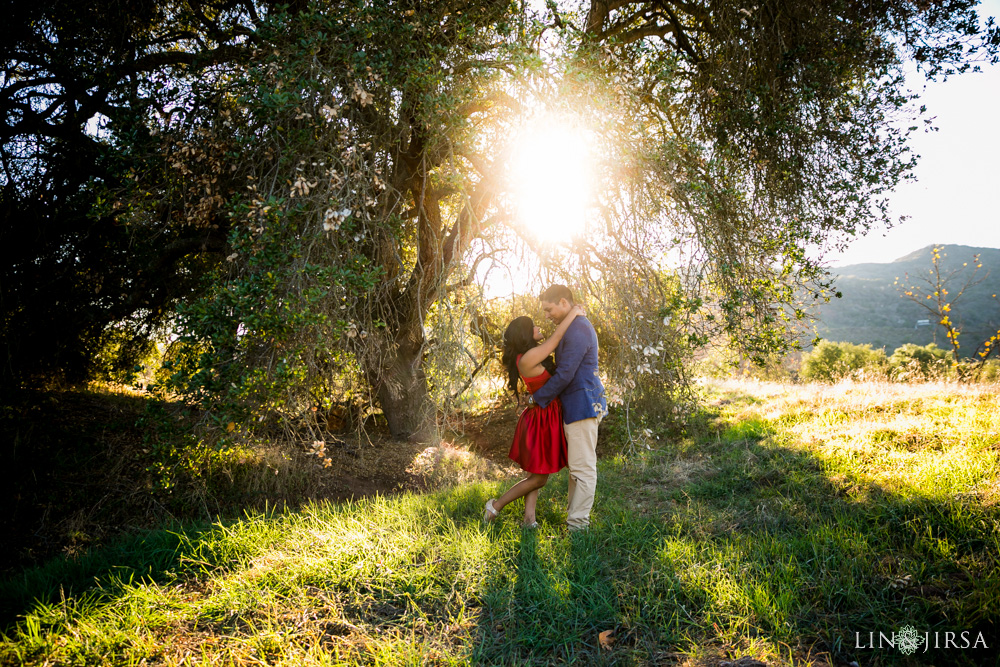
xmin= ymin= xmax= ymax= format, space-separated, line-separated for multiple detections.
xmin=2 ymin=380 xmax=998 ymax=665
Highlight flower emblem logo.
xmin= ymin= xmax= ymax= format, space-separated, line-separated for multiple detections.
xmin=897 ymin=625 xmax=922 ymax=655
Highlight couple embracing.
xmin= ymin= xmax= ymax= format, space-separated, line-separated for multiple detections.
xmin=484 ymin=285 xmax=607 ymax=531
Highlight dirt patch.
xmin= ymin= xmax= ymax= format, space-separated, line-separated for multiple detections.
xmin=441 ymin=400 xmax=521 ymax=462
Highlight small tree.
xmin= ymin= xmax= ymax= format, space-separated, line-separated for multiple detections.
xmin=895 ymin=246 xmax=988 ymax=378
xmin=968 ymin=292 xmax=1000 ymax=380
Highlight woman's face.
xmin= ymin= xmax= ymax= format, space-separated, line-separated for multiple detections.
xmin=532 ymin=325 xmax=542 ymax=341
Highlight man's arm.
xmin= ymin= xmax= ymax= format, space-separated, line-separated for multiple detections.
xmin=519 ymin=305 xmax=582 ymax=370
xmin=531 ymin=322 xmax=589 ymax=409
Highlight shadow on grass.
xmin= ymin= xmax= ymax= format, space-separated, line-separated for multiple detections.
xmin=0 ymin=516 xmax=247 ymax=629
xmin=472 ymin=524 xmax=624 ymax=665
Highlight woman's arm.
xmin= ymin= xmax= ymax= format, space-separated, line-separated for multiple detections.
xmin=519 ymin=305 xmax=584 ymax=369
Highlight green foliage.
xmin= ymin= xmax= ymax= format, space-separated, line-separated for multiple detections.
xmin=153 ymin=339 xmax=206 ymax=392
xmin=888 ymin=342 xmax=952 ymax=380
xmin=134 ymin=402 xmax=247 ymax=499
xmin=793 ymin=340 xmax=1000 ymax=384
xmin=1 ymin=1 xmax=235 ymax=390
xmin=570 ymin=1 xmax=996 ymax=365
xmin=973 ymin=358 xmax=1000 ymax=382
xmin=800 ymin=341 xmax=888 ymax=382
xmin=168 ymin=201 xmax=381 ymax=418
xmin=582 ymin=269 xmax=700 ymax=445
xmin=90 ymin=324 xmax=159 ymax=386
xmin=158 ymin=2 xmax=529 ymax=433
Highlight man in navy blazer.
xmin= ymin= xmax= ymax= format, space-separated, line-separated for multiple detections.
xmin=529 ymin=285 xmax=607 ymax=530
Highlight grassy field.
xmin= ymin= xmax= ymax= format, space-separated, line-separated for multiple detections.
xmin=2 ymin=380 xmax=998 ymax=666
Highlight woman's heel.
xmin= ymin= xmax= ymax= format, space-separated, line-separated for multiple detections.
xmin=483 ymin=499 xmax=499 ymax=523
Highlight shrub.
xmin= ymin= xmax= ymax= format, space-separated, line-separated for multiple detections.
xmin=970 ymin=358 xmax=1000 ymax=383
xmin=800 ymin=341 xmax=888 ymax=382
xmin=888 ymin=343 xmax=952 ymax=380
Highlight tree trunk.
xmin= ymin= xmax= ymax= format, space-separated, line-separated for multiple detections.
xmin=364 ymin=323 xmax=435 ymax=441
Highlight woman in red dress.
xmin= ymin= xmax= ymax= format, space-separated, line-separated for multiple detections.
xmin=484 ymin=305 xmax=584 ymax=528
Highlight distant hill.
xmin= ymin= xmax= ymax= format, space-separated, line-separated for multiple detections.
xmin=814 ymin=244 xmax=1000 ymax=357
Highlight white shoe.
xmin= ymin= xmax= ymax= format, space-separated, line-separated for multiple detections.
xmin=483 ymin=499 xmax=499 ymax=523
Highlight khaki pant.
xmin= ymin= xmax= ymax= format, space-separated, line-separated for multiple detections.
xmin=563 ymin=417 xmax=600 ymax=528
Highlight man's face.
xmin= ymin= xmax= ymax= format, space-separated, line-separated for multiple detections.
xmin=541 ymin=298 xmax=572 ymax=324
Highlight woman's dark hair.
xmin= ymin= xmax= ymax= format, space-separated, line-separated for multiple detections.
xmin=501 ymin=316 xmax=556 ymax=395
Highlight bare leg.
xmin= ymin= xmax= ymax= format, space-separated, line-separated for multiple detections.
xmin=489 ymin=474 xmax=548 ymax=520
xmin=523 ymin=488 xmax=540 ymax=525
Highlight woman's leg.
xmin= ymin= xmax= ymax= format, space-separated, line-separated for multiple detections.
xmin=490 ymin=473 xmax=548 ymax=517
xmin=523 ymin=488 xmax=540 ymax=525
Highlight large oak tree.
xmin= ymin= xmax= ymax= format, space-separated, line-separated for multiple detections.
xmin=3 ymin=0 xmax=996 ymax=436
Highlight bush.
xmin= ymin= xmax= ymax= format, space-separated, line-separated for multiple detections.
xmin=969 ymin=358 xmax=1000 ymax=383
xmin=888 ymin=343 xmax=952 ymax=380
xmin=800 ymin=341 xmax=888 ymax=382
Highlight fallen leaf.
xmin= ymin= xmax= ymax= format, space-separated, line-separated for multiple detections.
xmin=226 ymin=422 xmax=235 ymax=432
xmin=598 ymin=629 xmax=615 ymax=649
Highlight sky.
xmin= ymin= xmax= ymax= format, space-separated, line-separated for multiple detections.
xmin=826 ymin=0 xmax=1000 ymax=266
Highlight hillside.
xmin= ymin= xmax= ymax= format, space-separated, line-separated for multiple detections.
xmin=816 ymin=244 xmax=1000 ymax=356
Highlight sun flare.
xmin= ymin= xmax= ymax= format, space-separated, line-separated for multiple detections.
xmin=509 ymin=118 xmax=594 ymax=244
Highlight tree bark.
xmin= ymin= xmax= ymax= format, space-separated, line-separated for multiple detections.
xmin=364 ymin=320 xmax=435 ymax=441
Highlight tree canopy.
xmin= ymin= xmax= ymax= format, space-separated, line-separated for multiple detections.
xmin=3 ymin=0 xmax=997 ymax=435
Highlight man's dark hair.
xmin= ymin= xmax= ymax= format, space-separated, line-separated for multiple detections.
xmin=539 ymin=284 xmax=574 ymax=305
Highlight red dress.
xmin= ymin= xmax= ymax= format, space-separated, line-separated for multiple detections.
xmin=508 ymin=357 xmax=568 ymax=474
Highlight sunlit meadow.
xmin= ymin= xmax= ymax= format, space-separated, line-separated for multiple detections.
xmin=2 ymin=379 xmax=998 ymax=665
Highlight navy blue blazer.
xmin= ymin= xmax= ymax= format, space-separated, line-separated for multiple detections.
xmin=531 ymin=316 xmax=607 ymax=423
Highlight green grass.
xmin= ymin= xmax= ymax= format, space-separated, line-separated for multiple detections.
xmin=2 ymin=380 xmax=999 ymax=665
